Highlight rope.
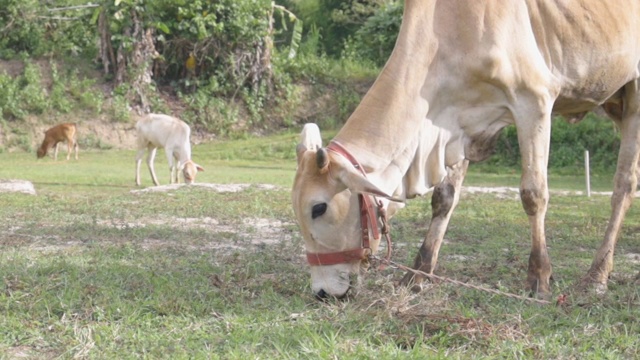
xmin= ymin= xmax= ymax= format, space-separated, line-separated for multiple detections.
xmin=369 ymin=255 xmax=553 ymax=305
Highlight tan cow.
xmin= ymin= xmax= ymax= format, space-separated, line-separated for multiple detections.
xmin=37 ymin=123 xmax=79 ymax=161
xmin=292 ymin=0 xmax=640 ymax=299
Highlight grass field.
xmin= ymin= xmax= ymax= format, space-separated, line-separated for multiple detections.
xmin=0 ymin=132 xmax=638 ymax=359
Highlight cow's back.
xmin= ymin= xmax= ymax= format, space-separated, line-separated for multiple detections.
xmin=526 ymin=0 xmax=640 ymax=112
xmin=45 ymin=123 xmax=76 ymax=142
xmin=433 ymin=0 xmax=640 ymax=114
xmin=136 ymin=114 xmax=188 ymax=147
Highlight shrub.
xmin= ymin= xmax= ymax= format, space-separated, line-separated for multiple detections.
xmin=179 ymin=86 xmax=241 ymax=137
xmin=0 ymin=0 xmax=96 ymax=58
xmin=484 ymin=113 xmax=621 ymax=173
xmin=347 ymin=1 xmax=403 ymax=66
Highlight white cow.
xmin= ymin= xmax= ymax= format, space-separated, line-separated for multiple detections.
xmin=135 ymin=114 xmax=204 ymax=186
xmin=292 ymin=0 xmax=640 ymax=299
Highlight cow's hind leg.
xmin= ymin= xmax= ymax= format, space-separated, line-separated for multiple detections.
xmin=582 ymin=81 xmax=640 ymax=292
xmin=73 ymin=138 xmax=79 ymax=160
xmin=147 ymin=146 xmax=160 ymax=186
xmin=66 ymin=140 xmax=73 ymax=160
xmin=400 ymin=159 xmax=468 ymax=289
xmin=135 ymin=148 xmax=146 ymax=186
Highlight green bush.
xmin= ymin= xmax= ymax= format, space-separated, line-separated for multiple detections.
xmin=0 ymin=60 xmax=105 ymax=122
xmin=50 ymin=63 xmax=72 ymax=113
xmin=78 ymin=133 xmax=113 ymax=150
xmin=484 ymin=114 xmax=621 ymax=173
xmin=20 ymin=62 xmax=48 ymax=114
xmin=0 ymin=0 xmax=47 ymax=58
xmin=0 ymin=72 xmax=25 ymax=120
xmin=287 ymin=0 xmax=391 ymax=57
xmin=0 ymin=0 xmax=96 ymax=58
xmin=346 ymin=1 xmax=402 ymax=66
xmin=111 ymin=99 xmax=131 ymax=123
xmin=179 ymin=85 xmax=241 ymax=137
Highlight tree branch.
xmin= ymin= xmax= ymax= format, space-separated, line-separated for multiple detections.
xmin=47 ymin=4 xmax=100 ymax=12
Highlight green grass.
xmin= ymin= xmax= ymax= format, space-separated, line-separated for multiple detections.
xmin=466 ymin=164 xmax=615 ymax=193
xmin=0 ymin=133 xmax=638 ymax=359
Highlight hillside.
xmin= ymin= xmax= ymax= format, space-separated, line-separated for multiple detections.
xmin=0 ymin=59 xmax=373 ymax=153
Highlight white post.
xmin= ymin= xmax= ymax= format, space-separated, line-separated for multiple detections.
xmin=585 ymin=150 xmax=591 ymax=197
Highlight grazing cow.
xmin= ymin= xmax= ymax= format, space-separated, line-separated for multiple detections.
xmin=135 ymin=114 xmax=204 ymax=186
xmin=37 ymin=123 xmax=79 ymax=161
xmin=292 ymin=0 xmax=640 ymax=299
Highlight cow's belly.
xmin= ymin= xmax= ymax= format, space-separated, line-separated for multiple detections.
xmin=552 ymin=98 xmax=603 ymax=115
xmin=551 ymin=55 xmax=638 ymax=114
xmin=553 ymin=81 xmax=625 ymax=115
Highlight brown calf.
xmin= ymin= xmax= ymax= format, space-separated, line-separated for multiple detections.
xmin=37 ymin=123 xmax=79 ymax=161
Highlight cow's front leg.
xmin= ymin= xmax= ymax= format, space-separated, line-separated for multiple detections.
xmin=516 ymin=101 xmax=553 ymax=297
xmin=400 ymin=160 xmax=468 ymax=289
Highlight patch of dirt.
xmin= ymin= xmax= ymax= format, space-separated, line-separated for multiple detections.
xmin=129 ymin=183 xmax=278 ymax=194
xmin=0 ymin=179 xmax=36 ymax=195
xmin=0 ymin=60 xmax=27 ymax=77
xmin=5 ymin=113 xmax=218 ymax=153
xmin=79 ymin=117 xmax=139 ymax=149
xmin=2 ymin=182 xmax=291 ymax=253
xmin=624 ymin=253 xmax=640 ymax=264
xmin=1 ymin=112 xmax=139 ymax=152
xmin=95 ymin=215 xmax=293 ymax=251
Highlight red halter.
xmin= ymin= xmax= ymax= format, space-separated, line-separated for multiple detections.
xmin=305 ymin=141 xmax=391 ymax=266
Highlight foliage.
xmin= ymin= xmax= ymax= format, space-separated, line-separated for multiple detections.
xmin=0 ymin=0 xmax=48 ymax=58
xmin=19 ymin=62 xmax=48 ymax=115
xmin=0 ymin=0 xmax=626 ymax=173
xmin=0 ymin=0 xmax=400 ymax=132
xmin=77 ymin=132 xmax=113 ymax=150
xmin=0 ymin=60 xmax=104 ymax=122
xmin=288 ymin=0 xmax=395 ymax=57
xmin=110 ymin=85 xmax=133 ymax=123
xmin=0 ymin=0 xmax=96 ymax=58
xmin=0 ymin=72 xmax=26 ymax=120
xmin=87 ymin=0 xmax=304 ymax=125
xmin=484 ymin=114 xmax=621 ymax=173
xmin=178 ymin=85 xmax=241 ymax=137
xmin=346 ymin=1 xmax=403 ymax=65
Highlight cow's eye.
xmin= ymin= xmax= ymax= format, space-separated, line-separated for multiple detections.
xmin=311 ymin=203 xmax=327 ymax=219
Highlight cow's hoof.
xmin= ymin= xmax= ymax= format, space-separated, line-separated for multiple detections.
xmin=399 ymin=272 xmax=426 ymax=293
xmin=578 ymin=278 xmax=608 ymax=296
xmin=576 ymin=270 xmax=610 ymax=296
xmin=530 ymin=289 xmax=553 ymax=302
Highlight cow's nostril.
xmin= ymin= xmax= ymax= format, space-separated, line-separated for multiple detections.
xmin=315 ymin=289 xmax=328 ymax=300
xmin=315 ymin=288 xmax=350 ymax=301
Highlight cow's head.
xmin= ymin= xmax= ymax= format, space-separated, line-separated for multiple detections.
xmin=181 ymin=160 xmax=204 ymax=184
xmin=292 ymin=124 xmax=392 ymax=299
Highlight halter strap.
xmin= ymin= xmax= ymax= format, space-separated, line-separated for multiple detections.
xmin=305 ymin=141 xmax=390 ymax=266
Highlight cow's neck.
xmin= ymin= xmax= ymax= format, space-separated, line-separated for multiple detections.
xmin=175 ymin=145 xmax=192 ymax=164
xmin=333 ymin=1 xmax=437 ymax=192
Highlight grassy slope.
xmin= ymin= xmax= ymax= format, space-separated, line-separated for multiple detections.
xmin=0 ymin=134 xmax=638 ymax=359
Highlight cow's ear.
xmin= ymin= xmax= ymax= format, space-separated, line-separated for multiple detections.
xmin=330 ymin=153 xmax=392 ymax=199
xmin=316 ymin=148 xmax=330 ymax=174
xmin=300 ymin=123 xmax=322 ymax=148
xmin=297 ymin=123 xmax=323 ymax=164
